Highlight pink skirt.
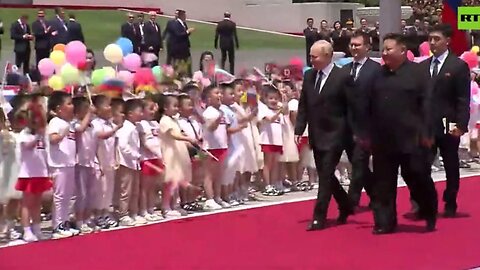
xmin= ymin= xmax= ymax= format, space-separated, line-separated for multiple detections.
xmin=16 ymin=177 xmax=53 ymax=194
xmin=297 ymin=136 xmax=310 ymax=152
xmin=261 ymin=144 xmax=283 ymax=154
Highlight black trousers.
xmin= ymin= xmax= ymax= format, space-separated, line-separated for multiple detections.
xmin=312 ymin=146 xmax=351 ymax=221
xmin=221 ymin=47 xmax=235 ymax=75
xmin=35 ymin=48 xmax=50 ymax=65
xmin=166 ymin=46 xmax=173 ymax=66
xmin=344 ymin=139 xmax=374 ymax=206
xmin=431 ymin=134 xmax=460 ymax=208
xmin=372 ymin=148 xmax=438 ymax=229
xmin=15 ymin=49 xmax=30 ymax=75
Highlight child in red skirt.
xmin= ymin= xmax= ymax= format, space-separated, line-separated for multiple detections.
xmin=258 ymin=86 xmax=287 ymax=196
xmin=201 ymin=85 xmax=231 ymax=210
xmin=138 ymin=97 xmax=164 ymax=222
xmin=15 ymin=103 xmax=52 ymax=242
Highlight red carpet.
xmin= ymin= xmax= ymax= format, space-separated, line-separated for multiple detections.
xmin=1 ymin=177 xmax=480 ymax=270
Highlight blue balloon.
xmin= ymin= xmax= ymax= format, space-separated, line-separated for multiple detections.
xmin=334 ymin=57 xmax=353 ymax=67
xmin=115 ymin=37 xmax=133 ymax=56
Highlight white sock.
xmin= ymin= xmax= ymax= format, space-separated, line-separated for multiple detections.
xmin=24 ymin=226 xmax=32 ymax=235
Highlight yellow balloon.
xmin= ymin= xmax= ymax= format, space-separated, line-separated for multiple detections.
xmin=50 ymin=50 xmax=66 ymax=66
xmin=472 ymin=46 xmax=480 ymax=54
xmin=103 ymin=44 xmax=123 ymax=64
xmin=48 ymin=75 xmax=65 ymax=91
xmin=103 ymin=66 xmax=116 ymax=79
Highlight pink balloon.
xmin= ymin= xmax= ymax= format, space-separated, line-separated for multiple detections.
xmin=134 ymin=68 xmax=155 ymax=85
xmin=419 ymin=42 xmax=430 ymax=57
xmin=122 ymin=53 xmax=142 ymax=72
xmin=117 ymin=70 xmax=134 ymax=86
xmin=65 ymin=41 xmax=87 ymax=66
xmin=38 ymin=58 xmax=56 ymax=77
xmin=407 ymin=50 xmax=415 ymax=61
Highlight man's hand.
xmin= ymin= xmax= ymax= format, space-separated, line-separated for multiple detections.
xmin=294 ymin=135 xmax=302 ymax=145
xmin=449 ymin=127 xmax=465 ymax=137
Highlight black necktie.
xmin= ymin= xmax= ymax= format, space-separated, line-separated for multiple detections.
xmin=351 ymin=62 xmax=359 ymax=80
xmin=314 ymin=71 xmax=323 ymax=93
xmin=432 ymin=58 xmax=440 ymax=77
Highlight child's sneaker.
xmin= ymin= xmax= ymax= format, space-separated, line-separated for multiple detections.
xmin=163 ymin=210 xmax=182 ymax=218
xmin=79 ymin=224 xmax=93 ymax=234
xmin=134 ymin=215 xmax=147 ymax=225
xmin=65 ymin=221 xmax=80 ymax=236
xmin=52 ymin=223 xmax=73 ymax=239
xmin=119 ymin=216 xmax=136 ymax=227
xmin=23 ymin=229 xmax=38 ymax=243
xmin=105 ymin=216 xmax=118 ymax=228
xmin=203 ymin=199 xmax=222 ymax=211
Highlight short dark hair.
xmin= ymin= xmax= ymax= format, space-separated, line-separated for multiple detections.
xmin=201 ymin=85 xmax=218 ymax=101
xmin=110 ymin=98 xmax=125 ymax=111
xmin=262 ymin=85 xmax=279 ymax=97
xmin=92 ymin=94 xmax=110 ymax=108
xmin=352 ymin=30 xmax=372 ymax=46
xmin=69 ymin=13 xmax=76 ymax=19
xmin=307 ymin=18 xmax=314 ymax=22
xmin=124 ymin=99 xmax=144 ymax=114
xmin=430 ymin=23 xmax=453 ymax=38
xmin=54 ymin=7 xmax=63 ymax=15
xmin=73 ymin=96 xmax=89 ymax=114
xmin=383 ymin=32 xmax=407 ymax=46
xmin=178 ymin=94 xmax=192 ymax=106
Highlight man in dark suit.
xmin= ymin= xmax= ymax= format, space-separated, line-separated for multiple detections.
xmin=368 ymin=33 xmax=437 ymax=234
xmin=294 ymin=40 xmax=354 ymax=231
xmin=49 ymin=7 xmax=69 ymax=47
xmin=10 ymin=14 xmax=33 ymax=74
xmin=121 ymin=13 xmax=140 ymax=54
xmin=144 ymin=11 xmax=163 ymax=67
xmin=170 ymin=9 xmax=194 ymax=77
xmin=368 ymin=21 xmax=380 ymax=52
xmin=303 ymin=18 xmax=319 ymax=67
xmin=341 ymin=31 xmax=381 ymax=207
xmin=215 ymin=12 xmax=239 ymax=75
xmin=419 ymin=24 xmax=470 ymax=218
xmin=162 ymin=10 xmax=179 ymax=65
xmin=67 ymin=14 xmax=84 ymax=43
xmin=135 ymin=13 xmax=147 ymax=55
xmin=32 ymin=9 xmax=51 ymax=65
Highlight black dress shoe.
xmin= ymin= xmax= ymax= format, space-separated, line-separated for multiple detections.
xmin=443 ymin=206 xmax=457 ymax=218
xmin=426 ymin=218 xmax=436 ymax=232
xmin=372 ymin=226 xmax=395 ymax=235
xmin=337 ymin=208 xmax=354 ymax=225
xmin=306 ymin=219 xmax=326 ymax=231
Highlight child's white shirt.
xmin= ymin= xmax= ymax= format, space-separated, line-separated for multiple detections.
xmin=257 ymin=105 xmax=283 ymax=146
xmin=202 ymin=106 xmax=230 ymax=150
xmin=178 ymin=116 xmax=202 ymax=141
xmin=137 ymin=120 xmax=162 ymax=161
xmin=288 ymin=98 xmax=309 ymax=137
xmin=74 ymin=118 xmax=97 ymax=168
xmin=91 ymin=117 xmax=117 ymax=170
xmin=116 ymin=120 xmax=141 ymax=170
xmin=47 ymin=117 xmax=76 ymax=168
xmin=18 ymin=129 xmax=49 ymax=178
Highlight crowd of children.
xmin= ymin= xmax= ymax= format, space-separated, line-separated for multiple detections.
xmin=0 ymin=77 xmax=325 ymax=244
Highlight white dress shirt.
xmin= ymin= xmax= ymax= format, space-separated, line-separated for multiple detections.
xmin=351 ymin=56 xmax=368 ymax=79
xmin=116 ymin=120 xmax=141 ymax=170
xmin=315 ymin=62 xmax=335 ymax=93
xmin=430 ymin=50 xmax=449 ymax=76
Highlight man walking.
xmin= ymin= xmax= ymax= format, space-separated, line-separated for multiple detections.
xmin=215 ymin=12 xmax=239 ymax=74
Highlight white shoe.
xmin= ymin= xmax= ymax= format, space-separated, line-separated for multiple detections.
xmin=150 ymin=213 xmax=164 ymax=221
xmin=69 ymin=227 xmax=81 ymax=236
xmin=52 ymin=227 xmax=73 ymax=240
xmin=143 ymin=213 xmax=157 ymax=222
xmin=164 ymin=210 xmax=182 ymax=218
xmin=79 ymin=224 xmax=93 ymax=234
xmin=203 ymin=199 xmax=222 ymax=211
xmin=216 ymin=199 xmax=231 ymax=208
xmin=229 ymin=200 xmax=240 ymax=207
xmin=119 ymin=216 xmax=136 ymax=227
xmin=134 ymin=215 xmax=148 ymax=225
xmin=23 ymin=230 xmax=38 ymax=243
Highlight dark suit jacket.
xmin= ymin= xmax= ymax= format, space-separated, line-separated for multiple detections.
xmin=144 ymin=20 xmax=162 ymax=50
xmin=32 ymin=19 xmax=50 ymax=50
xmin=121 ymin=22 xmax=140 ymax=49
xmin=49 ymin=17 xmax=68 ymax=46
xmin=342 ymin=58 xmax=382 ymax=139
xmin=419 ymin=52 xmax=471 ymax=136
xmin=10 ymin=21 xmax=31 ymax=53
xmin=162 ymin=19 xmax=176 ymax=48
xmin=295 ymin=66 xmax=351 ymax=151
xmin=369 ymin=61 xmax=432 ymax=154
xmin=215 ymin=19 xmax=239 ymax=50
xmin=169 ymin=19 xmax=191 ymax=59
xmin=303 ymin=27 xmax=319 ymax=50
xmin=67 ymin=20 xmax=84 ymax=43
